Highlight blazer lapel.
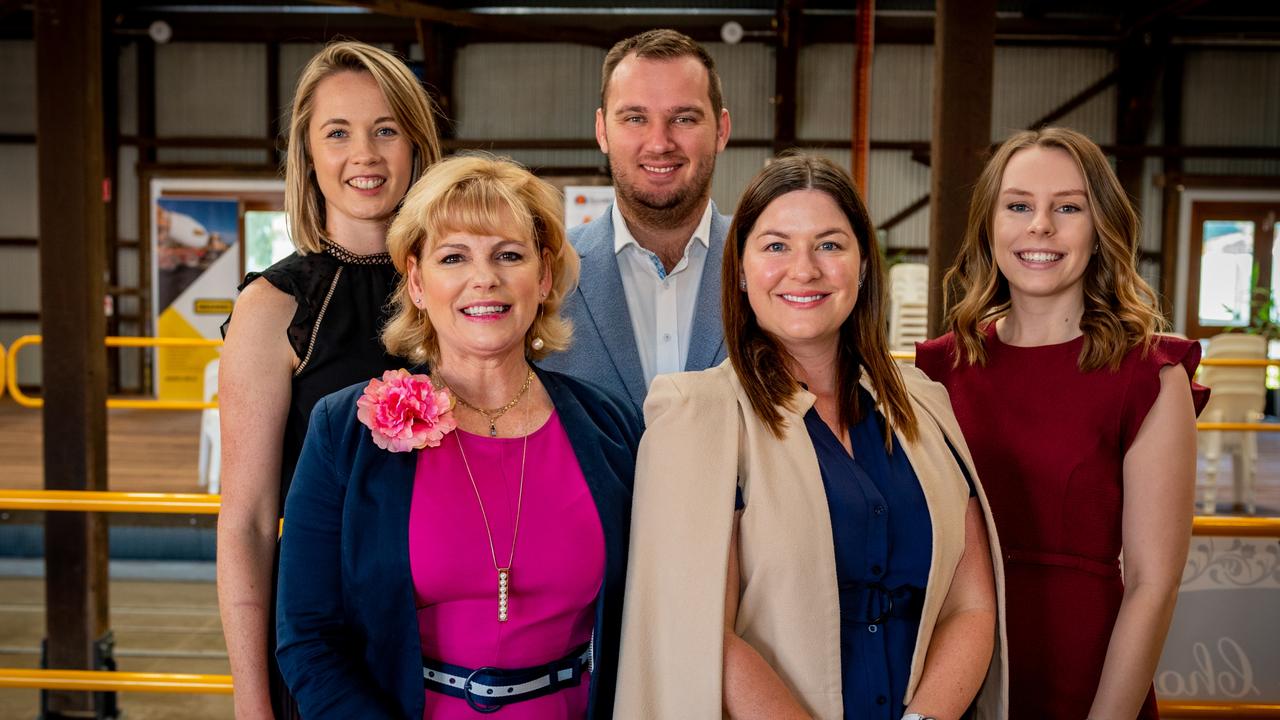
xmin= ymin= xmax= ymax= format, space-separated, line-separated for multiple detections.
xmin=576 ymin=213 xmax=648 ymax=408
xmin=685 ymin=207 xmax=728 ymax=371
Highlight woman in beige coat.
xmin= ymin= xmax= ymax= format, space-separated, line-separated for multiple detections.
xmin=616 ymin=155 xmax=1007 ymax=720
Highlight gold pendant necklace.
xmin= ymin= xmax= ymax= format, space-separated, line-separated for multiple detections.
xmin=452 ymin=368 xmax=535 ymax=437
xmin=455 ymin=406 xmax=528 ymax=623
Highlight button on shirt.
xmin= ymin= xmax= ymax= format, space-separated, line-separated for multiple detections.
xmin=612 ymin=202 xmax=713 ymax=387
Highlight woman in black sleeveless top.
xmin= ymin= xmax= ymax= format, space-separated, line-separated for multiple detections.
xmin=217 ymin=41 xmax=440 ymax=719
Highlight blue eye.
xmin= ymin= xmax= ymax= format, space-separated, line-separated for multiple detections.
xmin=623 ymin=115 xmax=644 ymax=124
xmin=818 ymin=241 xmax=841 ymax=251
xmin=764 ymin=241 xmax=786 ymax=252
xmin=439 ymin=253 xmax=464 ymax=265
xmin=672 ymin=116 xmax=696 ymax=125
xmin=497 ymin=250 xmax=523 ymax=262
xmin=1057 ymin=204 xmax=1082 ymax=214
xmin=375 ymin=126 xmax=398 ymax=137
xmin=326 ymin=128 xmax=348 ymax=139
xmin=1007 ymin=202 xmax=1030 ymax=212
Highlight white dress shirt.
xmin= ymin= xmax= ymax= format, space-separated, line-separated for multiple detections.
xmin=612 ymin=202 xmax=714 ymax=388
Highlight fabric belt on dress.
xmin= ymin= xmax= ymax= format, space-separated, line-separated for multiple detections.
xmin=422 ymin=642 xmax=592 ymax=713
xmin=1003 ymin=548 xmax=1120 ymax=578
xmin=838 ymin=582 xmax=925 ymax=626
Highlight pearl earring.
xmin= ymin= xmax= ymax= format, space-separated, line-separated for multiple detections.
xmin=531 ymin=336 xmax=545 ymax=351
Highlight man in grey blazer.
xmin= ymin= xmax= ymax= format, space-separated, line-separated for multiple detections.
xmin=541 ymin=29 xmax=733 ymax=415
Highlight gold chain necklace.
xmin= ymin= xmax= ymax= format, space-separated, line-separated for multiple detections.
xmin=455 ymin=404 xmax=528 ymax=623
xmin=451 ymin=368 xmax=535 ymax=437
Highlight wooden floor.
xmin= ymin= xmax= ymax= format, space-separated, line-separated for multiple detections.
xmin=0 ymin=399 xmax=202 ymax=493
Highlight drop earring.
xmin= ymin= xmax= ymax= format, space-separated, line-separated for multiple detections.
xmin=531 ymin=336 xmax=545 ymax=351
xmin=739 ymin=278 xmax=747 ymax=291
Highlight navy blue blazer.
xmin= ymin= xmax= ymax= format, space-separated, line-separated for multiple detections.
xmin=276 ymin=365 xmax=642 ymax=719
xmin=539 ymin=202 xmax=731 ymax=416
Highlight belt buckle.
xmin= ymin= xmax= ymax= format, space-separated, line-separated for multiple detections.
xmin=463 ymin=666 xmax=504 ymax=714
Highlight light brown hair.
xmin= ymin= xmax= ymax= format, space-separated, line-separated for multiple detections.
xmin=284 ymin=41 xmax=442 ymax=254
xmin=600 ymin=29 xmax=725 ymax=122
xmin=723 ymin=153 xmax=918 ymax=445
xmin=382 ymin=154 xmax=577 ymax=366
xmin=944 ymin=127 xmax=1163 ymax=371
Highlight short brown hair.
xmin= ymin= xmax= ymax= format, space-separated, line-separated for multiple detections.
xmin=723 ymin=153 xmax=918 ymax=445
xmin=600 ymin=29 xmax=725 ymax=121
xmin=943 ymin=127 xmax=1164 ymax=371
xmin=382 ymin=155 xmax=578 ymax=366
xmin=284 ymin=41 xmax=442 ymax=254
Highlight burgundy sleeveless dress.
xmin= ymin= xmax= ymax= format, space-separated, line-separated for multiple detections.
xmin=916 ymin=329 xmax=1208 ymax=720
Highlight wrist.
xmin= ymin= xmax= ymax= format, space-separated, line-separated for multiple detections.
xmin=901 ymin=714 xmax=937 ymax=720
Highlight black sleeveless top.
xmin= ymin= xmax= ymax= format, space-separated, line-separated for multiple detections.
xmin=234 ymin=242 xmax=407 ymax=512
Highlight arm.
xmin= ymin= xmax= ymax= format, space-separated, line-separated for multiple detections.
xmin=1088 ymin=365 xmax=1196 ymax=719
xmin=275 ymin=400 xmax=400 ymax=718
xmin=904 ymin=498 xmax=997 ymax=719
xmin=215 ymin=278 xmax=297 ymax=719
xmin=722 ymin=512 xmax=812 ymax=720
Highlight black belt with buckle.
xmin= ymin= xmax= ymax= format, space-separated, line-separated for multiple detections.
xmin=423 ymin=643 xmax=592 ymax=713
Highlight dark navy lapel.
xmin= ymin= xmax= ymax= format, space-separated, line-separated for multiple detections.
xmin=685 ymin=206 xmax=729 ymax=371
xmin=575 ymin=212 xmax=648 ymax=409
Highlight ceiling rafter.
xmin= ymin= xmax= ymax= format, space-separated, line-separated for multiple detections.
xmin=312 ymin=0 xmax=611 ymax=47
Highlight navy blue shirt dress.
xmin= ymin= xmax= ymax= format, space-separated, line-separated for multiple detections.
xmin=737 ymin=387 xmax=955 ymax=719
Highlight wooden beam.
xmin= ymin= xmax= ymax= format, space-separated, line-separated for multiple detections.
xmin=1160 ymin=48 xmax=1185 ymax=318
xmin=852 ymin=0 xmax=874 ymax=192
xmin=267 ymin=41 xmax=281 ymax=165
xmin=774 ymin=0 xmax=802 ymax=155
xmin=1114 ymin=22 xmax=1170 ymax=210
xmin=417 ymin=19 xmax=456 ymax=138
xmin=313 ymin=0 xmax=609 ymax=47
xmin=928 ymin=0 xmax=995 ymax=337
xmin=35 ymin=0 xmax=111 ymax=716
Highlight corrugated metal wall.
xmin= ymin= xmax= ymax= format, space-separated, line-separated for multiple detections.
xmin=2 ymin=36 xmax=1280 ymax=388
xmin=1182 ymin=49 xmax=1280 ymax=176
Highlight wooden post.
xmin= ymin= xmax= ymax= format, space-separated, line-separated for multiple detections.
xmin=927 ymin=0 xmax=995 ymax=337
xmin=773 ymin=0 xmax=801 ymax=156
xmin=852 ymin=0 xmax=874 ymax=194
xmin=35 ymin=0 xmax=112 ymax=716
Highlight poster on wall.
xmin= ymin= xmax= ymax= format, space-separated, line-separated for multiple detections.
xmin=563 ymin=185 xmax=615 ymax=229
xmin=149 ymin=178 xmax=286 ymax=402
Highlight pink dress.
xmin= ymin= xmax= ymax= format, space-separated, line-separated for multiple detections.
xmin=409 ymin=411 xmax=605 ymax=719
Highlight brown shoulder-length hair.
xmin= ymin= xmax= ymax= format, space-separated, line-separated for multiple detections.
xmin=723 ymin=153 xmax=918 ymax=445
xmin=284 ymin=40 xmax=442 ymax=254
xmin=944 ymin=127 xmax=1163 ymax=370
xmin=382 ymin=154 xmax=578 ymax=367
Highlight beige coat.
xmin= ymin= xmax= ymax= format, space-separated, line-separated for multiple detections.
xmin=615 ymin=360 xmax=1007 ymax=719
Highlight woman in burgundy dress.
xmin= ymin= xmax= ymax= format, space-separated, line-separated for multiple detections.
xmin=917 ymin=127 xmax=1207 ymax=720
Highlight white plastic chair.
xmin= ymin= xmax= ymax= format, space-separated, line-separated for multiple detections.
xmin=1197 ymin=333 xmax=1267 ymax=515
xmin=198 ymin=358 xmax=222 ymax=494
xmin=888 ymin=263 xmax=930 ymax=352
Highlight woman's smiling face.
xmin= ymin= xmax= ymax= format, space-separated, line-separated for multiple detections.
xmin=992 ymin=145 xmax=1096 ymax=307
xmin=406 ymin=228 xmax=551 ymax=366
xmin=741 ymin=189 xmax=864 ymax=359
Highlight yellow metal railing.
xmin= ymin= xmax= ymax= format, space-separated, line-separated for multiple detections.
xmin=0 ymin=489 xmax=221 ymax=515
xmin=5 ymin=335 xmax=222 ymax=410
xmin=0 ymin=668 xmax=232 ymax=694
xmin=1159 ymin=701 xmax=1280 ymax=718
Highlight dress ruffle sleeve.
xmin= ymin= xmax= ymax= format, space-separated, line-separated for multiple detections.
xmin=1120 ymin=335 xmax=1211 ymax=451
xmin=914 ymin=333 xmax=958 ymax=384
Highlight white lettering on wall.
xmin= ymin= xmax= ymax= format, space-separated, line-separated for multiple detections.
xmin=1157 ymin=638 xmax=1261 ymax=698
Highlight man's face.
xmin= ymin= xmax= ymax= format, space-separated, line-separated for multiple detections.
xmin=596 ymin=54 xmax=730 ymax=225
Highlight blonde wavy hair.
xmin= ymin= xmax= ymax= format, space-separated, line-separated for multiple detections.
xmin=284 ymin=40 xmax=442 ymax=254
xmin=944 ymin=127 xmax=1163 ymax=371
xmin=383 ymin=155 xmax=578 ymax=366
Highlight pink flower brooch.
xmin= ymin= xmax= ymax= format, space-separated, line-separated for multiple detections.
xmin=356 ymin=369 xmax=457 ymax=452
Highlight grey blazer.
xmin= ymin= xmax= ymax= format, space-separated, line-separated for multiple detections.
xmin=540 ymin=202 xmax=731 ymax=415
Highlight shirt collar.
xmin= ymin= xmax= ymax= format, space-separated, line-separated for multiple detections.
xmin=612 ymin=201 xmax=714 ymax=256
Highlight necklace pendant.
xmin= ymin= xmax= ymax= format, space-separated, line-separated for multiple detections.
xmin=488 ymin=421 xmax=497 ymax=437
xmin=497 ymin=568 xmax=510 ymax=622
